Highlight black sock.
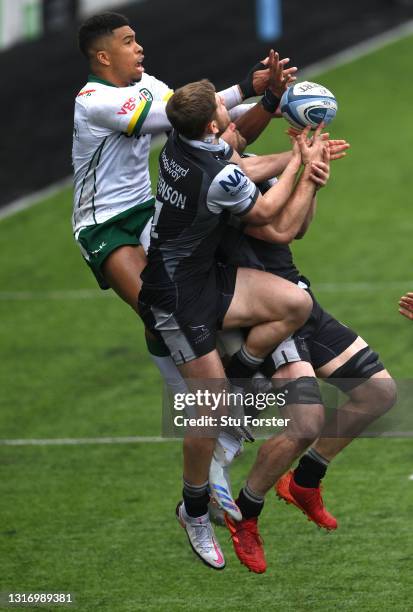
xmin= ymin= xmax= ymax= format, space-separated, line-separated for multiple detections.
xmin=293 ymin=450 xmax=329 ymax=488
xmin=225 ymin=345 xmax=263 ymax=383
xmin=236 ymin=484 xmax=264 ymax=519
xmin=183 ymin=480 xmax=210 ymax=518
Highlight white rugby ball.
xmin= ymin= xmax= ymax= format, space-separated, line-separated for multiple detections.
xmin=280 ymin=81 xmax=338 ymax=130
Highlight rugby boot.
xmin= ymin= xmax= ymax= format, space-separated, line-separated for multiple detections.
xmin=209 ymin=439 xmax=242 ymax=521
xmin=225 ymin=514 xmax=266 ymax=573
xmin=275 ymin=470 xmax=338 ymax=531
xmin=176 ymin=501 xmax=225 ymax=570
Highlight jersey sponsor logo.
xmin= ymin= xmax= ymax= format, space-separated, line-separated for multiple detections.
xmin=117 ymin=97 xmax=138 ymax=115
xmin=219 ymin=168 xmax=248 ymax=195
xmin=139 ymin=88 xmax=153 ymax=102
xmin=161 ymin=150 xmax=189 ymax=182
xmin=157 ymin=176 xmax=187 ymax=209
xmin=77 ymin=89 xmax=96 ymax=97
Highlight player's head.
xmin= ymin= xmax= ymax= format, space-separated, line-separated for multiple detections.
xmin=166 ymin=80 xmax=231 ymax=140
xmin=78 ymin=13 xmax=144 ymax=86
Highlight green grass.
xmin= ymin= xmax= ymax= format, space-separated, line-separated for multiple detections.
xmin=1 ymin=34 xmax=413 ymax=611
xmin=1 ymin=441 xmax=412 ymax=611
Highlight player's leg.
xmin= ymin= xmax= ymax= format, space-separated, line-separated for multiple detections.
xmin=173 ymin=349 xmax=228 ymax=570
xmin=224 ymin=267 xmax=311 ymax=338
xmin=225 ymin=359 xmax=326 ymax=573
xmin=76 ymin=208 xmax=152 ymax=310
xmin=177 ymin=351 xmax=228 ymax=484
xmin=147 ymin=332 xmax=243 ymax=522
xmin=223 ymin=267 xmax=312 ymax=382
xmin=138 ymin=274 xmax=240 ymax=569
xmin=283 ymin=309 xmax=396 ymax=527
xmin=267 ymin=365 xmax=338 ymax=531
xmin=288 ymin=312 xmax=366 ymax=486
xmin=232 ymin=361 xmax=328 ymax=519
xmin=247 ymin=361 xmax=324 ymax=494
xmin=102 ymin=244 xmax=146 ymax=312
xmin=313 ymin=345 xmax=396 ymax=458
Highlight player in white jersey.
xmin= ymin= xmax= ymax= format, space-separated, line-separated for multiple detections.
xmin=73 ymin=71 xmax=173 ymax=233
xmin=72 ymin=12 xmax=297 ymax=303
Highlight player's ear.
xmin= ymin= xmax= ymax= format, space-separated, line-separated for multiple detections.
xmin=208 ymin=119 xmax=219 ymax=135
xmin=96 ymin=49 xmax=111 ymax=67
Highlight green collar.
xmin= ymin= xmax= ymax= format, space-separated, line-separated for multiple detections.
xmin=88 ymin=74 xmax=117 ymax=88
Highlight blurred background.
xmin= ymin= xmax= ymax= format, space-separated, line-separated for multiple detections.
xmin=1 ymin=0 xmax=413 ymax=206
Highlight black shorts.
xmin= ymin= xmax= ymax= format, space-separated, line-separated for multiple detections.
xmin=138 ymin=263 xmax=237 ymax=365
xmin=263 ymin=294 xmax=359 ymax=373
xmin=295 ymin=296 xmax=359 ymax=370
xmin=261 ymin=292 xmax=385 ymax=392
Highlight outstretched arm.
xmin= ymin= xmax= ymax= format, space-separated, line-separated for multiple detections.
xmin=235 ymin=150 xmax=294 ymax=183
xmin=245 ymin=125 xmax=329 ymax=241
xmin=239 ymin=143 xmax=303 ymax=226
xmin=232 ymin=49 xmax=297 ymax=146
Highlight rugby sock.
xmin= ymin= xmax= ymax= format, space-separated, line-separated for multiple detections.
xmin=236 ymin=483 xmax=264 ymax=519
xmin=225 ymin=344 xmax=264 ymax=381
xmin=183 ymin=480 xmax=210 ymax=518
xmin=293 ymin=449 xmax=329 ymax=488
xmin=306 ymin=447 xmax=330 ymax=467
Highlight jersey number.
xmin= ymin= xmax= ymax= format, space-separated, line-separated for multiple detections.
xmin=150 ymin=199 xmax=164 ymax=239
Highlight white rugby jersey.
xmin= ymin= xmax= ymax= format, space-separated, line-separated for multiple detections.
xmin=72 ymin=72 xmax=173 ymax=235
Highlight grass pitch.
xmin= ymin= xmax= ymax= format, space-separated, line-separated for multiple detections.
xmin=1 ymin=34 xmax=413 ymax=611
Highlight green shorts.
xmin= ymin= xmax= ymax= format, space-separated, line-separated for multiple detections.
xmin=76 ymin=199 xmax=154 ymax=289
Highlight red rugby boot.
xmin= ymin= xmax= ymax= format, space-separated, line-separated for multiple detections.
xmin=225 ymin=514 xmax=266 ymax=573
xmin=275 ymin=470 xmax=338 ymax=531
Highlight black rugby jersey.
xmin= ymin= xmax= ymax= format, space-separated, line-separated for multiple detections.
xmin=141 ymin=131 xmax=259 ymax=288
xmin=216 ymin=174 xmax=308 ymax=286
xmin=217 ymin=223 xmax=303 ymax=284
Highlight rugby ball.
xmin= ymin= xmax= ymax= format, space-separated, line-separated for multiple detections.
xmin=280 ymin=81 xmax=337 ymax=130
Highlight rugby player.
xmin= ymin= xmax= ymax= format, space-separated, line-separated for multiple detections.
xmin=213 ymin=145 xmax=397 ymax=574
xmin=72 ymin=11 xmax=297 ymax=313
xmin=138 ymin=79 xmax=332 ymax=569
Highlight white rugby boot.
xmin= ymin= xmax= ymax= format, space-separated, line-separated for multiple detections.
xmin=176 ymin=502 xmax=225 ymax=570
xmin=209 ymin=433 xmax=243 ymax=522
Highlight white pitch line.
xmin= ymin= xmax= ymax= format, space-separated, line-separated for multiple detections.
xmin=0 ymin=289 xmax=113 ymax=301
xmin=0 ymin=281 xmax=411 ymax=301
xmin=0 ymin=177 xmax=73 ymax=221
xmin=409 ymin=474 xmax=413 ymax=481
xmin=1 ymin=432 xmax=411 ymax=447
xmin=0 ymin=135 xmax=167 ymax=222
xmin=0 ymin=436 xmax=178 ymax=446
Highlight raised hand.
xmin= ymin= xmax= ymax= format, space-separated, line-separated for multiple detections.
xmin=308 ymin=160 xmax=330 ymax=189
xmin=399 ymin=293 xmax=413 ymax=320
xmin=328 ymin=139 xmax=350 ymax=161
xmin=295 ymin=123 xmax=327 ymax=165
xmin=267 ymin=49 xmax=298 ymax=98
xmin=251 ymin=56 xmax=270 ymax=96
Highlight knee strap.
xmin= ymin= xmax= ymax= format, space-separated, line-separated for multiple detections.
xmin=328 ymin=346 xmax=384 ymax=392
xmin=279 ymin=376 xmax=323 ymax=406
xmin=261 ymin=335 xmax=311 ymax=378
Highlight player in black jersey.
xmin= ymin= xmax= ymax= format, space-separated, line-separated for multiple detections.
xmin=217 ymin=146 xmax=397 ymax=571
xmin=138 ymin=78 xmax=330 ymax=569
